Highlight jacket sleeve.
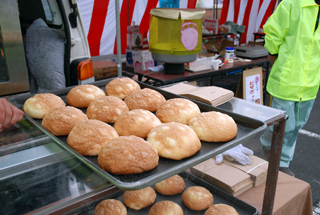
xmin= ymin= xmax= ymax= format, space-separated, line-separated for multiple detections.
xmin=263 ymin=1 xmax=290 ymax=55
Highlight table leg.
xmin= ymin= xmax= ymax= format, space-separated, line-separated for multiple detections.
xmin=262 ymin=118 xmax=286 ymax=215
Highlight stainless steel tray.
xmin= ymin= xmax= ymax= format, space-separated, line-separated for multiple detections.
xmin=9 ymin=78 xmax=266 ymax=190
xmin=64 ymin=171 xmax=259 ymax=215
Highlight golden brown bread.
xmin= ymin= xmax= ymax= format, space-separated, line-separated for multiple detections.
xmin=67 ymin=119 xmax=119 ymax=156
xmin=86 ymin=96 xmax=129 ymax=123
xmin=97 ymin=136 xmax=159 ymax=175
xmin=105 ymin=77 xmax=141 ymax=99
xmin=182 ymin=186 xmax=214 ymax=211
xmin=22 ymin=93 xmax=65 ymax=119
xmin=124 ymin=88 xmax=166 ymax=112
xmin=149 ymin=201 xmax=183 ymax=215
xmin=93 ymin=199 xmax=127 ymax=215
xmin=154 ymin=175 xmax=185 ymax=195
xmin=66 ymin=84 xmax=105 ymax=108
xmin=123 ymin=187 xmax=156 ymax=210
xmin=114 ymin=109 xmax=161 ymax=139
xmin=188 ymin=111 xmax=237 ymax=142
xmin=41 ymin=106 xmax=88 ymax=136
xmin=156 ymin=98 xmax=200 ymax=124
xmin=147 ymin=122 xmax=201 ymax=160
xmin=204 ymin=204 xmax=239 ymax=215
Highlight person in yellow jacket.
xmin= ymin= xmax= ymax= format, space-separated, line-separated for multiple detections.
xmin=261 ymin=0 xmax=320 ymax=177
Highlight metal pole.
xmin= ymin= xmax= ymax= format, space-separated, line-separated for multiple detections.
xmin=212 ymin=0 xmax=215 ymax=19
xmin=116 ymin=0 xmax=122 ymax=77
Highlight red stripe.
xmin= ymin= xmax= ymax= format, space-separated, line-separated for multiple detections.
xmin=241 ymin=0 xmax=253 ymax=44
xmin=260 ymin=0 xmax=273 ymax=29
xmin=187 ymin=0 xmax=197 ymax=8
xmin=87 ymin=0 xmax=110 ymax=56
xmin=220 ymin=0 xmax=230 ymax=24
xmin=139 ymin=0 xmax=159 ymax=47
xmin=234 ymin=0 xmax=240 ymax=23
xmin=113 ymin=0 xmax=137 ymax=54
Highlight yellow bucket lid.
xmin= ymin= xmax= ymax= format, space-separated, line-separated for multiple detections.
xmin=150 ymin=8 xmax=205 ymax=20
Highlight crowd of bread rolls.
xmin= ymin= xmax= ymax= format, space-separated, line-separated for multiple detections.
xmin=22 ymin=77 xmax=240 ymax=214
xmin=93 ymin=174 xmax=239 ymax=215
xmin=22 ymin=77 xmax=238 ymax=175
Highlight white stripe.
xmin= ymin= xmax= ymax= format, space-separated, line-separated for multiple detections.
xmin=299 ymin=129 xmax=320 ymax=140
xmin=237 ymin=0 xmax=248 ymax=25
xmin=256 ymin=0 xmax=271 ymax=29
xmin=99 ymin=0 xmax=124 ymax=55
xmin=77 ymin=0 xmax=94 ymax=35
xmin=246 ymin=0 xmax=260 ymax=43
xmin=131 ymin=0 xmax=148 ymax=25
xmin=180 ymin=0 xmax=188 ymax=8
xmin=227 ymin=0 xmax=235 ymax=22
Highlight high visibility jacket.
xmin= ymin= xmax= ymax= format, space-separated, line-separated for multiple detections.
xmin=263 ymin=0 xmax=320 ymax=101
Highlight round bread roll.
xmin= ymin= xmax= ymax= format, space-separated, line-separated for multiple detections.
xmin=67 ymin=119 xmax=119 ymax=156
xmin=41 ymin=106 xmax=88 ymax=136
xmin=98 ymin=136 xmax=159 ymax=175
xmin=124 ymin=88 xmax=166 ymax=112
xmin=93 ymin=199 xmax=127 ymax=215
xmin=114 ymin=109 xmax=161 ymax=139
xmin=123 ymin=187 xmax=156 ymax=210
xmin=156 ymin=98 xmax=200 ymax=124
xmin=155 ymin=175 xmax=185 ymax=195
xmin=22 ymin=93 xmax=65 ymax=119
xmin=204 ymin=204 xmax=239 ymax=215
xmin=149 ymin=201 xmax=183 ymax=215
xmin=188 ymin=111 xmax=237 ymax=142
xmin=182 ymin=186 xmax=214 ymax=211
xmin=105 ymin=77 xmax=141 ymax=99
xmin=86 ymin=96 xmax=129 ymax=123
xmin=66 ymin=84 xmax=105 ymax=108
xmin=147 ymin=122 xmax=201 ymax=160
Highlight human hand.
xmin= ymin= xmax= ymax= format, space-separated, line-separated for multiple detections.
xmin=0 ymin=98 xmax=24 ymax=132
xmin=215 ymin=144 xmax=253 ymax=165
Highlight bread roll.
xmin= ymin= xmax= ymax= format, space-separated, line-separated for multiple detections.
xmin=123 ymin=187 xmax=156 ymax=210
xmin=105 ymin=77 xmax=141 ymax=99
xmin=182 ymin=186 xmax=214 ymax=211
xmin=114 ymin=109 xmax=161 ymax=139
xmin=98 ymin=136 xmax=159 ymax=175
xmin=149 ymin=201 xmax=183 ymax=215
xmin=67 ymin=119 xmax=119 ymax=156
xmin=22 ymin=93 xmax=65 ymax=119
xmin=156 ymin=98 xmax=200 ymax=124
xmin=86 ymin=96 xmax=129 ymax=123
xmin=93 ymin=199 xmax=127 ymax=215
xmin=188 ymin=111 xmax=237 ymax=142
xmin=124 ymin=88 xmax=166 ymax=112
xmin=204 ymin=204 xmax=239 ymax=215
xmin=41 ymin=106 xmax=88 ymax=136
xmin=155 ymin=175 xmax=185 ymax=195
xmin=66 ymin=84 xmax=105 ymax=108
xmin=147 ymin=122 xmax=201 ymax=160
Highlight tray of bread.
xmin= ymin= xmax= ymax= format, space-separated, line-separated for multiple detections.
xmin=64 ymin=171 xmax=259 ymax=215
xmin=8 ymin=77 xmax=266 ymax=190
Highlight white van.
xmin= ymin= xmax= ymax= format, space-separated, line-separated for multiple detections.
xmin=0 ymin=0 xmax=95 ymax=96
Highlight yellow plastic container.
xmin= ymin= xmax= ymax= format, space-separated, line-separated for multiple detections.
xmin=149 ymin=9 xmax=205 ymax=61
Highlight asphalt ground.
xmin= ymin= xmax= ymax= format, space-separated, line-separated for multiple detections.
xmin=241 ymin=91 xmax=320 ymax=214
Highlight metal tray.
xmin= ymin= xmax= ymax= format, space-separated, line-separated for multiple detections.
xmin=9 ymin=78 xmax=266 ymax=190
xmin=64 ymin=171 xmax=259 ymax=215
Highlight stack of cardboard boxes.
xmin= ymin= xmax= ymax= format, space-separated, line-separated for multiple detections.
xmin=126 ymin=24 xmax=155 ymax=73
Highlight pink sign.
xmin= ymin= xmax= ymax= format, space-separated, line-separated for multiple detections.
xmin=181 ymin=21 xmax=199 ymax=51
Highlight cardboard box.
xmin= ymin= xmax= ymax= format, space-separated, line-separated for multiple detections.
xmin=204 ymin=18 xmax=219 ymax=34
xmin=93 ymin=60 xmax=118 ymax=80
xmin=204 ymin=40 xmax=236 ymax=56
xmin=127 ymin=25 xmax=142 ymax=49
xmin=126 ymin=49 xmax=154 ymax=72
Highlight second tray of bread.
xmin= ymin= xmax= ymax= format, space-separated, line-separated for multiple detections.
xmin=9 ymin=77 xmax=267 ymax=190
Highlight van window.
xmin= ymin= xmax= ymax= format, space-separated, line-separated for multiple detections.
xmin=41 ymin=0 xmax=53 ymax=22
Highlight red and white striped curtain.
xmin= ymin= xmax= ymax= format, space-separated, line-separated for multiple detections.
xmin=78 ymin=0 xmax=197 ymax=56
xmin=219 ymin=0 xmax=278 ymax=44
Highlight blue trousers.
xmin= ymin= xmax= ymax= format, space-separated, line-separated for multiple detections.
xmin=260 ymin=97 xmax=315 ymax=167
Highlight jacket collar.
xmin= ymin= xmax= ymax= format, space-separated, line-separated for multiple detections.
xmin=302 ymin=0 xmax=318 ymax=7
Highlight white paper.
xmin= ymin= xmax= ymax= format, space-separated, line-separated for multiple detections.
xmin=245 ymin=74 xmax=261 ymax=104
